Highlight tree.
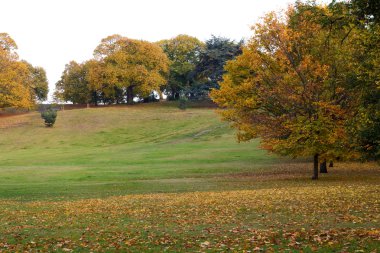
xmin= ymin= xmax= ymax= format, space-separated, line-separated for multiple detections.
xmin=85 ymin=59 xmax=106 ymax=105
xmin=195 ymin=36 xmax=243 ymax=95
xmin=157 ymin=35 xmax=204 ymax=100
xmin=211 ymin=2 xmax=362 ymax=179
xmin=24 ymin=61 xmax=49 ymax=101
xmin=55 ymin=61 xmax=90 ymax=104
xmin=80 ymin=59 xmax=123 ymax=105
xmin=41 ymin=108 xmax=57 ymax=127
xmin=93 ymin=35 xmax=169 ymax=104
xmin=0 ymin=33 xmax=18 ymax=59
xmin=349 ymin=8 xmax=380 ymax=160
xmin=326 ymin=1 xmax=380 ymax=161
xmin=0 ymin=33 xmax=34 ymax=109
xmin=349 ymin=0 xmax=380 ymax=24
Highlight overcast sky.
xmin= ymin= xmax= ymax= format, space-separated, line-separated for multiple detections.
xmin=1 ymin=0 xmax=327 ymax=100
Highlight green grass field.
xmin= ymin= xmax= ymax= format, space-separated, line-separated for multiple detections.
xmin=0 ymin=102 xmax=379 ymax=252
xmin=0 ymin=102 xmax=277 ymax=200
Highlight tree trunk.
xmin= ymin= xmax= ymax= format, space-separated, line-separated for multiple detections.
xmin=127 ymin=86 xmax=134 ymax=104
xmin=320 ymin=159 xmax=327 ymax=173
xmin=92 ymin=91 xmax=98 ymax=106
xmin=312 ymin=154 xmax=319 ymax=180
xmin=171 ymin=89 xmax=176 ymax=100
xmin=329 ymin=161 xmax=334 ymax=167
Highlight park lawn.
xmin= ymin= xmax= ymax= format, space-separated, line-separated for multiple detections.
xmin=0 ymin=102 xmax=276 ymax=200
xmin=0 ymin=102 xmax=379 ymax=252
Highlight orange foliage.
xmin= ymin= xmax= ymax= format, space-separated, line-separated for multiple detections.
xmin=211 ymin=3 xmax=361 ymax=161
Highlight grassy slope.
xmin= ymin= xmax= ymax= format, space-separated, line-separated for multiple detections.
xmin=0 ymin=102 xmax=379 ymax=252
xmin=0 ymin=102 xmax=276 ymax=200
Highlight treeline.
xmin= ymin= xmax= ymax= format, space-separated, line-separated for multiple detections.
xmin=211 ymin=0 xmax=380 ymax=177
xmin=0 ymin=33 xmax=48 ymax=109
xmin=54 ymin=35 xmax=242 ymax=105
xmin=1 ymin=0 xmax=378 ymax=176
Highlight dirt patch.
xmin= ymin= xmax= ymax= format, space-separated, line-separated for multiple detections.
xmin=0 ymin=112 xmax=28 ymax=118
xmin=0 ymin=113 xmax=32 ymax=129
xmin=225 ymin=162 xmax=380 ymax=181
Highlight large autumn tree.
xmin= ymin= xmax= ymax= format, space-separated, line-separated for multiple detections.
xmin=0 ymin=33 xmax=48 ymax=109
xmin=157 ymin=35 xmax=204 ymax=100
xmin=93 ymin=35 xmax=169 ymax=104
xmin=211 ymin=2 xmax=364 ymax=179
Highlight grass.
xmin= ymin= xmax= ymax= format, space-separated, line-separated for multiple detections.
xmin=0 ymin=102 xmax=379 ymax=252
xmin=0 ymin=102 xmax=275 ymax=200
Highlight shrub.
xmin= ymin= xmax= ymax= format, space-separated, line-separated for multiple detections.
xmin=178 ymin=96 xmax=188 ymax=110
xmin=41 ymin=109 xmax=57 ymax=127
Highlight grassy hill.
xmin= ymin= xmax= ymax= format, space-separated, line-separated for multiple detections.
xmin=0 ymin=102 xmax=379 ymax=252
xmin=0 ymin=102 xmax=277 ymax=200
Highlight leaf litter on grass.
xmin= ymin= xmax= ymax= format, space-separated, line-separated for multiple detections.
xmin=0 ymin=184 xmax=379 ymax=252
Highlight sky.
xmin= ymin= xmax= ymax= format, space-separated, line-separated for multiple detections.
xmin=1 ymin=0 xmax=326 ymax=100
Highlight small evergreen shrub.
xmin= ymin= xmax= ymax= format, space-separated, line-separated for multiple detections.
xmin=41 ymin=109 xmax=57 ymax=127
xmin=178 ymin=96 xmax=188 ymax=110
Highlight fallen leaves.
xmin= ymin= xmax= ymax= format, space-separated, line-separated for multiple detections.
xmin=0 ymin=184 xmax=378 ymax=251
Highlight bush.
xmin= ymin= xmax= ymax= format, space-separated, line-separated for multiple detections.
xmin=41 ymin=109 xmax=57 ymax=127
xmin=178 ymin=96 xmax=188 ymax=110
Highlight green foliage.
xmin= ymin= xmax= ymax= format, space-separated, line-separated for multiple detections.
xmin=157 ymin=34 xmax=204 ymax=100
xmin=348 ymin=0 xmax=380 ymax=24
xmin=329 ymin=0 xmax=380 ymax=160
xmin=195 ymin=35 xmax=243 ymax=91
xmin=41 ymin=109 xmax=57 ymax=127
xmin=354 ymin=28 xmax=380 ymax=160
xmin=24 ymin=61 xmax=49 ymax=101
xmin=55 ymin=61 xmax=90 ymax=104
xmin=178 ymin=96 xmax=188 ymax=110
xmin=351 ymin=104 xmax=380 ymax=160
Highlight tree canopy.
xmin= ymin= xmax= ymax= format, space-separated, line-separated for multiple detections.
xmin=157 ymin=34 xmax=204 ymax=100
xmin=55 ymin=61 xmax=90 ymax=104
xmin=195 ymin=36 xmax=243 ymax=94
xmin=211 ymin=1 xmax=377 ymax=179
xmin=94 ymin=35 xmax=169 ymax=104
xmin=0 ymin=33 xmax=48 ymax=109
xmin=56 ymin=35 xmax=169 ymax=104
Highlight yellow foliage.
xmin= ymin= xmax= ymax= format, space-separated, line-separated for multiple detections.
xmin=0 ymin=33 xmax=42 ymax=109
xmin=0 ymin=54 xmax=33 ymax=109
xmin=93 ymin=36 xmax=169 ymax=101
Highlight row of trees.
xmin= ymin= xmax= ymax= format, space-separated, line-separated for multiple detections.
xmin=0 ymin=33 xmax=48 ymax=109
xmin=54 ymin=35 xmax=242 ymax=104
xmin=211 ymin=0 xmax=380 ymax=178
